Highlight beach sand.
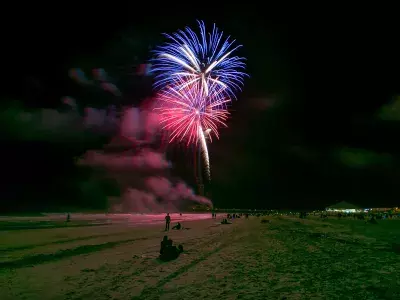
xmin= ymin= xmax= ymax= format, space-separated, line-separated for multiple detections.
xmin=1 ymin=214 xmax=399 ymax=299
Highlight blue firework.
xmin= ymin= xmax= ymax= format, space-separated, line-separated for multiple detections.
xmin=151 ymin=20 xmax=247 ymax=99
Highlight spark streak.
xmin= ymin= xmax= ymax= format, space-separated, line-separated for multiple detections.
xmin=152 ymin=20 xmax=247 ymax=99
xmin=154 ymin=78 xmax=230 ymax=178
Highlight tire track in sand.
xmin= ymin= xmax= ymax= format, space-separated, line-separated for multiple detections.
xmin=135 ymin=225 xmax=248 ymax=299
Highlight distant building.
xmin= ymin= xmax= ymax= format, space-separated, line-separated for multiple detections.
xmin=325 ymin=201 xmax=362 ymax=213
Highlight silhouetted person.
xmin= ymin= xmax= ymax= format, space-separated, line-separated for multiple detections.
xmin=160 ymin=244 xmax=183 ymax=261
xmin=66 ymin=213 xmax=71 ymax=222
xmin=160 ymin=236 xmax=168 ymax=255
xmin=165 ymin=213 xmax=171 ymax=231
xmin=159 ymin=236 xmax=183 ymax=261
xmin=172 ymin=222 xmax=182 ymax=230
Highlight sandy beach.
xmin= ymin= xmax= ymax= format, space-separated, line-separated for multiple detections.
xmin=1 ymin=214 xmax=399 ymax=299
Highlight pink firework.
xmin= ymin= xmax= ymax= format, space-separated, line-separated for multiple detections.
xmin=154 ymin=77 xmax=231 ymax=180
xmin=154 ymin=78 xmax=230 ymax=146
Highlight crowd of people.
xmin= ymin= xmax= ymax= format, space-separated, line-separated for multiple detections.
xmin=160 ymin=211 xmax=246 ymax=261
xmin=158 ymin=208 xmax=399 ymax=261
xmin=315 ymin=211 xmax=399 ymax=221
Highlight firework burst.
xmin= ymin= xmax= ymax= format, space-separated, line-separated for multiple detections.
xmin=152 ymin=20 xmax=247 ymax=98
xmin=155 ymin=78 xmax=230 ymax=144
xmin=154 ymin=77 xmax=230 ymax=178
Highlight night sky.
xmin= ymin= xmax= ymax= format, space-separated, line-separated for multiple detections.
xmin=2 ymin=8 xmax=400 ymax=211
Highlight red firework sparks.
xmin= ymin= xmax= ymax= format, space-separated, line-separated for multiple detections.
xmin=154 ymin=78 xmax=231 ymax=146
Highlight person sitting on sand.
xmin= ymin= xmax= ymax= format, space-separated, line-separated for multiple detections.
xmin=167 ymin=238 xmax=173 ymax=247
xmin=160 ymin=244 xmax=183 ymax=261
xmin=172 ymin=222 xmax=182 ymax=230
xmin=160 ymin=236 xmax=168 ymax=255
xmin=159 ymin=237 xmax=184 ymax=261
xmin=160 ymin=236 xmax=174 ymax=254
xmin=221 ymin=218 xmax=231 ymax=225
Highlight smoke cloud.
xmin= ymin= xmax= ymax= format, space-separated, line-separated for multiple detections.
xmin=146 ymin=176 xmax=213 ymax=207
xmin=146 ymin=176 xmax=171 ymax=197
xmin=2 ymin=102 xmax=159 ymax=142
xmin=78 ymin=150 xmax=171 ymax=170
xmin=78 ymin=146 xmax=212 ymax=212
xmin=2 ymin=65 xmax=212 ymax=212
xmin=77 ymin=104 xmax=212 ymax=212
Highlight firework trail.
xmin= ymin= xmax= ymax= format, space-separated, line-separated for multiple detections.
xmin=154 ymin=77 xmax=230 ymax=179
xmin=152 ymin=20 xmax=247 ymax=99
xmin=198 ymin=127 xmax=210 ymax=179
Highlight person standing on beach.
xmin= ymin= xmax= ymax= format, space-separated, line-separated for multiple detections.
xmin=165 ymin=213 xmax=171 ymax=231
